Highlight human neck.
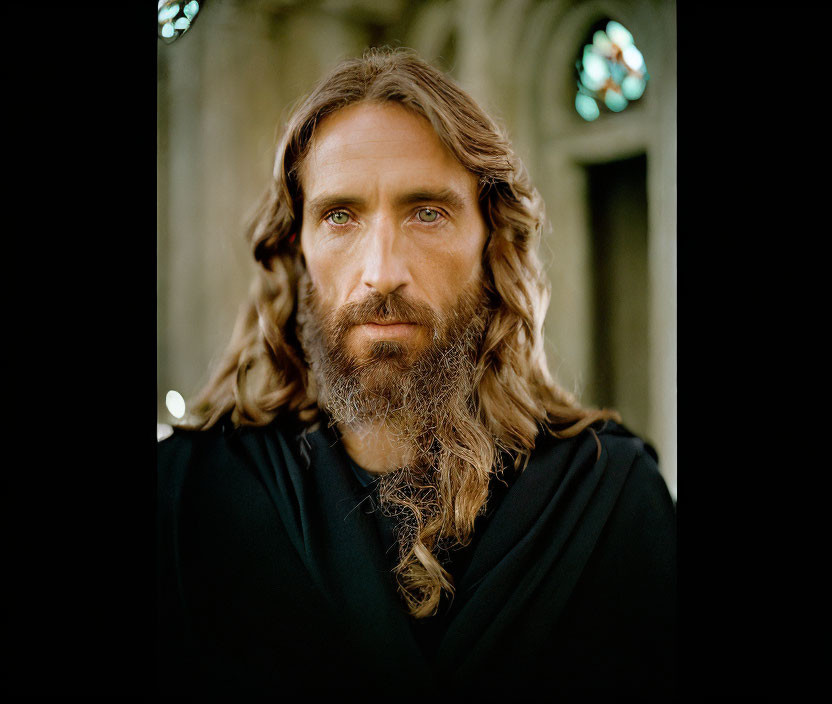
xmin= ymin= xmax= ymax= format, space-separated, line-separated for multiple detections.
xmin=338 ymin=421 xmax=413 ymax=474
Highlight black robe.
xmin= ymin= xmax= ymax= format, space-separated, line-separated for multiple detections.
xmin=157 ymin=417 xmax=676 ymax=696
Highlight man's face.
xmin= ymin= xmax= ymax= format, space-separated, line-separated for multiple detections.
xmin=299 ymin=101 xmax=488 ymax=362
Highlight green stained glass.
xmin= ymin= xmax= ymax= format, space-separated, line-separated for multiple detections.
xmin=575 ymin=19 xmax=648 ymax=121
xmin=604 ymin=90 xmax=627 ymax=112
xmin=159 ymin=0 xmax=203 ymax=44
xmin=158 ymin=3 xmax=179 ymax=23
xmin=592 ymin=30 xmax=612 ymax=52
xmin=606 ymin=21 xmax=633 ymax=48
xmin=575 ymin=94 xmax=600 ymax=121
xmin=583 ymin=52 xmax=609 ymax=83
xmin=622 ymin=46 xmax=644 ymax=71
xmin=580 ymin=69 xmax=603 ymax=92
xmin=621 ymin=75 xmax=645 ymax=100
xmin=609 ymin=62 xmax=627 ymax=85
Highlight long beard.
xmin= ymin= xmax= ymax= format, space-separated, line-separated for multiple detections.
xmin=297 ymin=273 xmax=496 ymax=615
xmin=296 ymin=272 xmax=490 ymax=451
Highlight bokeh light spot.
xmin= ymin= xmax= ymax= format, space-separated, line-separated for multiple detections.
xmin=165 ymin=390 xmax=186 ymax=419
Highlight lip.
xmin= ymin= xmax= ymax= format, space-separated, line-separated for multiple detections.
xmin=355 ymin=321 xmax=419 ymax=340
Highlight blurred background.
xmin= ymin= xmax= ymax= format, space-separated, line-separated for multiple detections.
xmin=156 ymin=0 xmax=677 ymax=497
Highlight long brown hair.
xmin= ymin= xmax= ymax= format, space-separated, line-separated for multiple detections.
xmin=183 ymin=47 xmax=618 ymax=616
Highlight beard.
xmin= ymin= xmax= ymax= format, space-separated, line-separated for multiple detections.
xmin=297 ymin=272 xmax=496 ymax=617
xmin=296 ymin=272 xmax=490 ymax=448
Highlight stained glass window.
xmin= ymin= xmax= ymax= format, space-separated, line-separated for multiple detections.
xmin=158 ymin=0 xmax=202 ymax=44
xmin=575 ymin=20 xmax=649 ymax=122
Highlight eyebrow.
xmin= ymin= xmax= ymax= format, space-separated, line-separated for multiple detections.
xmin=395 ymin=188 xmax=467 ymax=212
xmin=305 ymin=188 xmax=468 ymax=217
xmin=305 ymin=194 xmax=364 ymax=218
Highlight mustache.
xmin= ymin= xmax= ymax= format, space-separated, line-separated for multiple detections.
xmin=326 ymin=291 xmax=439 ymax=331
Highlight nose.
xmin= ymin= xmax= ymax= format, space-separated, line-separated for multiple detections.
xmin=361 ymin=216 xmax=410 ymax=296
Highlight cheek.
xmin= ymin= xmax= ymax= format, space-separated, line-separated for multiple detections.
xmin=302 ymin=236 xmax=339 ymax=301
xmin=436 ymin=232 xmax=486 ymax=284
xmin=416 ymin=252 xmax=481 ymax=312
xmin=306 ymin=262 xmax=339 ymax=309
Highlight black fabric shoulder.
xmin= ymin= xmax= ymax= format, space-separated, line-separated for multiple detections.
xmin=434 ymin=422 xmax=676 ymax=693
xmin=545 ymin=434 xmax=677 ymax=693
xmin=157 ymin=414 xmax=307 ymax=472
xmin=158 ymin=424 xmax=228 ymax=506
xmin=593 ymin=418 xmax=660 ymax=464
xmin=157 ymin=417 xmax=676 ymax=695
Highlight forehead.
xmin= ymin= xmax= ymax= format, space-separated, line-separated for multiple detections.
xmin=299 ymin=102 xmax=478 ymax=199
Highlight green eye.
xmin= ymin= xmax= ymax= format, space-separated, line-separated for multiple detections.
xmin=417 ymin=208 xmax=439 ymax=223
xmin=328 ymin=211 xmax=350 ymax=225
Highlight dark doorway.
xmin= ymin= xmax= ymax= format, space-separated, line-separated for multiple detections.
xmin=585 ymin=153 xmax=649 ymax=436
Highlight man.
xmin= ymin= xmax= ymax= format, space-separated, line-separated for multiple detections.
xmin=157 ymin=47 xmax=676 ymax=696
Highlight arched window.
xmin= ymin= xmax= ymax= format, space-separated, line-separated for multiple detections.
xmin=574 ymin=19 xmax=649 ymax=121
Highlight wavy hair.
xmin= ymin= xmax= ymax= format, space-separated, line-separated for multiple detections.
xmin=184 ymin=47 xmax=618 ymax=617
